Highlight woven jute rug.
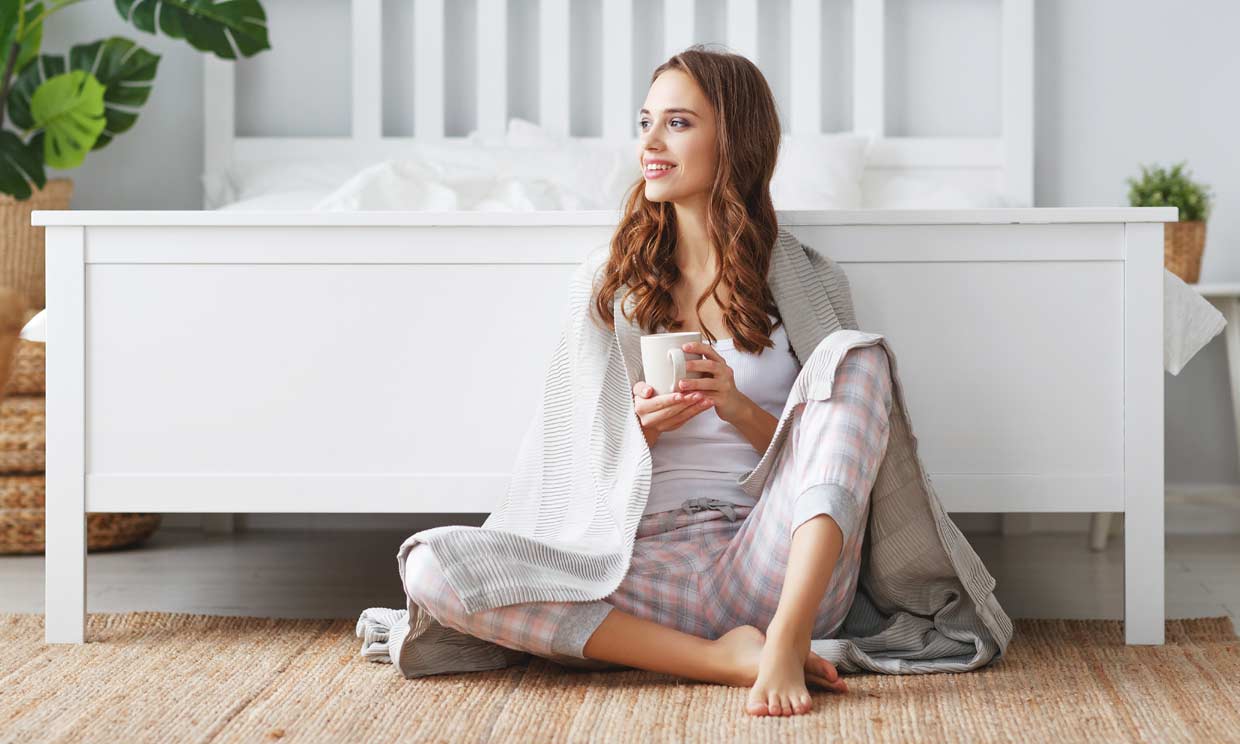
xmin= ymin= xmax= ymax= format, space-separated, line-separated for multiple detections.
xmin=1 ymin=613 xmax=1236 ymax=743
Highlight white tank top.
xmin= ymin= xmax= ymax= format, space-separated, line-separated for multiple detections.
xmin=643 ymin=319 xmax=802 ymax=516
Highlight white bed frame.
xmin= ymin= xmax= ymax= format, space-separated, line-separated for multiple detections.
xmin=35 ymin=208 xmax=1173 ymax=648
xmin=35 ymin=0 xmax=1175 ymax=647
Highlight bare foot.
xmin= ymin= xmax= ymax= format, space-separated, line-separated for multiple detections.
xmin=746 ymin=628 xmax=817 ymax=717
xmin=711 ymin=625 xmax=848 ymax=716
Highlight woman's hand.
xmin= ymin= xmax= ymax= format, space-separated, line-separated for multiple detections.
xmin=675 ymin=341 xmax=749 ymax=424
xmin=632 ymin=380 xmax=715 ymax=447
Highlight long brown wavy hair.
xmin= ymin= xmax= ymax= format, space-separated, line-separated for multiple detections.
xmin=590 ymin=45 xmax=784 ymax=355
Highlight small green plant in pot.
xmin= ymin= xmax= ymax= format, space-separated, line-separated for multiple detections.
xmin=0 ymin=0 xmax=272 ymax=200
xmin=1126 ymin=161 xmax=1214 ymax=283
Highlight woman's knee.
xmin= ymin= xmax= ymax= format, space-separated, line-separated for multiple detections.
xmin=832 ymin=344 xmax=893 ymax=415
xmin=403 ymin=544 xmax=465 ymax=619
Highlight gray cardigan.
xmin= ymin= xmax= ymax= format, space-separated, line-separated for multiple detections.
xmin=357 ymin=226 xmax=1014 ymax=677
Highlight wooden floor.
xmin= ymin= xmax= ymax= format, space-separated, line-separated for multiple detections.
xmin=3 ymin=529 xmax=1237 ymax=633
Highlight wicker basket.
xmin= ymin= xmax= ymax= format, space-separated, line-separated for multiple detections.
xmin=0 ymin=178 xmax=73 ymax=311
xmin=5 ymin=337 xmax=44 ymax=396
xmin=1165 ymin=221 xmax=1207 ymax=284
xmin=1 ymin=509 xmax=162 ymax=554
xmin=0 ymin=289 xmax=23 ymax=394
xmin=0 ymin=475 xmax=163 ymax=554
xmin=0 ymin=395 xmax=44 ymax=472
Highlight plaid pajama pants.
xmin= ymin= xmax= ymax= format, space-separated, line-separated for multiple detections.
xmin=402 ymin=343 xmax=894 ymax=670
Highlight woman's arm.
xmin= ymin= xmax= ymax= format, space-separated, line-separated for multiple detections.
xmin=723 ymin=395 xmax=779 ymax=454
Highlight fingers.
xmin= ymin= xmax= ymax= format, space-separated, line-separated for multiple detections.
xmin=639 ymin=393 xmax=712 ymax=430
xmin=682 ymin=341 xmax=722 ymax=363
xmin=661 ymin=397 xmax=714 ymax=428
xmin=806 ymin=673 xmax=849 ymax=693
xmin=634 ymin=387 xmax=696 ymax=415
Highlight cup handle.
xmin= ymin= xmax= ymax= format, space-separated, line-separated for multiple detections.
xmin=667 ymin=348 xmax=686 ymax=393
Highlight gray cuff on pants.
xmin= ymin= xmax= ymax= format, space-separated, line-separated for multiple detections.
xmin=548 ymin=600 xmax=618 ymax=661
xmin=791 ymin=482 xmax=862 ymax=545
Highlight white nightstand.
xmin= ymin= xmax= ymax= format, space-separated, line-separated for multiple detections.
xmin=1089 ymin=281 xmax=1239 ymax=551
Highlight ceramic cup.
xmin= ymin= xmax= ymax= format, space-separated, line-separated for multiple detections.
xmin=640 ymin=331 xmax=705 ymax=396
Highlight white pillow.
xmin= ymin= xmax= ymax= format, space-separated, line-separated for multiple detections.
xmin=218 ymin=190 xmax=333 ymax=211
xmin=489 ymin=118 xmax=641 ymax=209
xmin=312 ymin=155 xmax=574 ymax=211
xmin=203 ymin=156 xmax=390 ymax=209
xmin=312 ymin=118 xmax=643 ymax=211
xmin=20 ymin=309 xmax=45 ymax=343
xmin=770 ymin=133 xmax=871 ymax=210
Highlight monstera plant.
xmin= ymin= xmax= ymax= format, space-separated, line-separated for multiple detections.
xmin=0 ymin=0 xmax=271 ymax=200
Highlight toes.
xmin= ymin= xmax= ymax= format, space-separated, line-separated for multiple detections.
xmin=782 ymin=693 xmax=797 ymax=716
xmin=767 ymin=691 xmax=782 ymax=715
xmin=745 ymin=698 xmax=769 ymax=716
xmin=794 ymin=693 xmax=813 ymax=714
xmin=776 ymin=693 xmax=792 ymax=716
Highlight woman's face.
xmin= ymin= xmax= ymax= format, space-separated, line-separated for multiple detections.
xmin=637 ymin=69 xmax=718 ymax=206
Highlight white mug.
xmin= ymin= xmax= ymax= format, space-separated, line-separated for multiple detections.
xmin=640 ymin=331 xmax=705 ymax=396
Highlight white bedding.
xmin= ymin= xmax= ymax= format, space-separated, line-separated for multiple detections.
xmin=207 ymin=118 xmax=874 ymax=213
xmin=186 ymin=118 xmax=1225 ymax=376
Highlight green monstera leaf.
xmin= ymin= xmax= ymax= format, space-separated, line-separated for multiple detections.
xmin=114 ymin=0 xmax=270 ymax=59
xmin=0 ymin=130 xmax=46 ymax=200
xmin=68 ymin=38 xmax=159 ymax=149
xmin=0 ymin=1 xmax=45 ymax=78
xmin=29 ymin=69 xmax=107 ymax=169
xmin=9 ymin=37 xmax=160 ymax=155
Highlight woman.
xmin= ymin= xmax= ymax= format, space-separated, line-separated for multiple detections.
xmin=401 ymin=47 xmax=897 ymax=718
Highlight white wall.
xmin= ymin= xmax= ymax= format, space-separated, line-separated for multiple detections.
xmin=34 ymin=0 xmax=1239 ymax=533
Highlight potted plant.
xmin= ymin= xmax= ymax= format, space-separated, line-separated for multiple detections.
xmin=1126 ymin=161 xmax=1214 ymax=284
xmin=0 ymin=0 xmax=271 ymax=310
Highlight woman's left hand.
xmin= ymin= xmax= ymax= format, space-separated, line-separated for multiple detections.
xmin=677 ymin=341 xmax=751 ymax=424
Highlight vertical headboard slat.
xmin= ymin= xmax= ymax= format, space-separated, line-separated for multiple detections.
xmin=602 ymin=0 xmax=634 ymax=140
xmin=663 ymin=0 xmax=694 ymax=61
xmin=1002 ymin=0 xmax=1035 ymax=207
xmin=789 ymin=0 xmax=823 ymax=136
xmin=413 ymin=0 xmax=445 ymax=139
xmin=726 ymin=0 xmax=759 ymax=63
xmin=351 ymin=0 xmax=383 ymax=142
xmin=538 ymin=0 xmax=571 ymax=137
xmin=853 ymin=0 xmax=886 ymax=136
xmin=203 ymin=56 xmax=234 ymax=171
xmin=477 ymin=0 xmax=508 ymax=137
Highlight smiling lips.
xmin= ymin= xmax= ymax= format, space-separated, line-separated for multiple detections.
xmin=644 ymin=162 xmax=676 ymax=179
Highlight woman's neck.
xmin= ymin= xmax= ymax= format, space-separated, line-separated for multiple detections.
xmin=672 ymin=206 xmax=715 ymax=275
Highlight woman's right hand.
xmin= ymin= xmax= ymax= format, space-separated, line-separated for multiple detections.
xmin=632 ymin=380 xmax=715 ymax=447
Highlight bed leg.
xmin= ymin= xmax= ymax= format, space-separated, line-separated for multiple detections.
xmin=45 ymin=225 xmax=87 ymax=645
xmin=1124 ymin=502 xmax=1164 ymax=645
xmin=1122 ymin=221 xmax=1165 ymax=646
xmin=44 ymin=493 xmax=86 ymax=644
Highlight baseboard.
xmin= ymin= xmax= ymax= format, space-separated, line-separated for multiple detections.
xmin=153 ymin=482 xmax=1240 ymax=534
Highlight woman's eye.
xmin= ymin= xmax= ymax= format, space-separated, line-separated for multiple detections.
xmin=638 ymin=118 xmax=688 ymax=130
